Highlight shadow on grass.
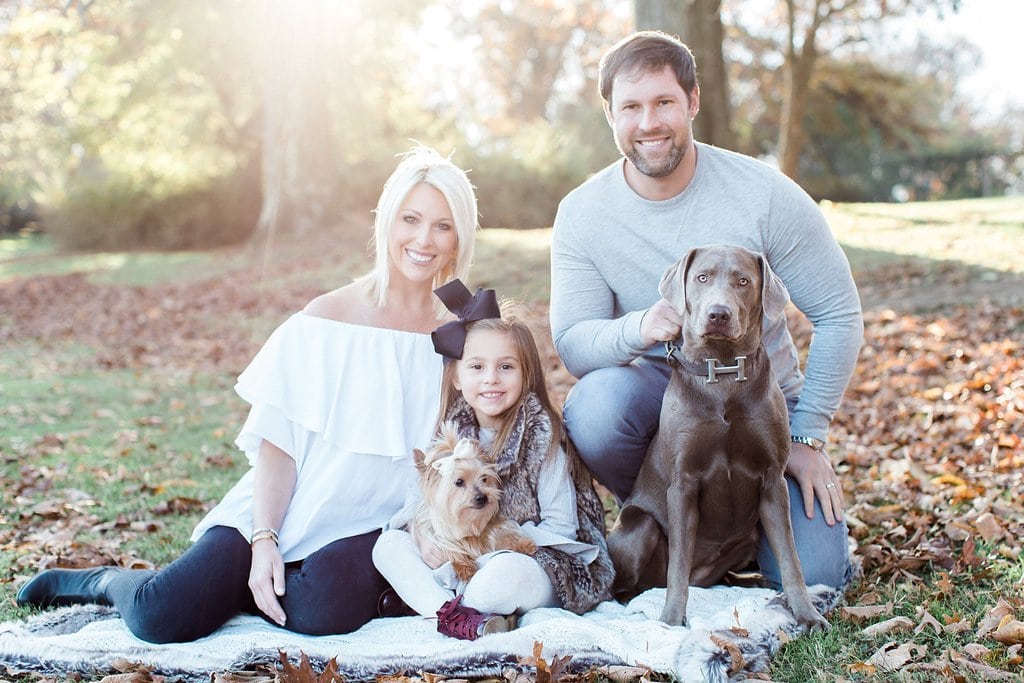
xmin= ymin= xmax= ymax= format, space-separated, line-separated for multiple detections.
xmin=842 ymin=244 xmax=1024 ymax=316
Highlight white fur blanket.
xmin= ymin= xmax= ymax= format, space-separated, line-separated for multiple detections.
xmin=0 ymin=585 xmax=840 ymax=683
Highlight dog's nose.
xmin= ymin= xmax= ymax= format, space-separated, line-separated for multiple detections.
xmin=707 ymin=306 xmax=731 ymax=324
xmin=474 ymin=493 xmax=489 ymax=507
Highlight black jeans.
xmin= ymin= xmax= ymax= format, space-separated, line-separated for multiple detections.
xmin=106 ymin=525 xmax=388 ymax=643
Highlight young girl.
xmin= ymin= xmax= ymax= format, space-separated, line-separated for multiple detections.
xmin=372 ymin=282 xmax=614 ymax=640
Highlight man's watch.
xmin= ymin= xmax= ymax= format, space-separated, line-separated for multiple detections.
xmin=791 ymin=435 xmax=826 ymax=452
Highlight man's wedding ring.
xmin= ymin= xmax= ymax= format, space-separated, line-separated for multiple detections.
xmin=826 ymin=483 xmax=836 ymax=489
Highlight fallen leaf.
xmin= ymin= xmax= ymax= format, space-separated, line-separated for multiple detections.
xmin=276 ymin=650 xmax=342 ymax=683
xmin=974 ymin=512 xmax=1004 ymax=542
xmin=861 ymin=616 xmax=914 ymax=638
xmin=934 ymin=571 xmax=955 ymax=596
xmin=991 ymin=619 xmax=1024 ymax=645
xmin=591 ymin=665 xmax=653 ymax=683
xmin=959 ymin=536 xmax=983 ymax=569
xmin=977 ymin=599 xmax=1015 ymax=638
xmin=943 ymin=620 xmax=974 ymax=635
xmin=915 ymin=609 xmax=944 ymax=635
xmin=517 ymin=640 xmax=570 ymax=683
xmin=503 ymin=670 xmax=534 ymax=683
xmin=962 ymin=643 xmax=991 ymax=660
xmin=97 ymin=674 xmax=159 ymax=683
xmin=709 ymin=633 xmax=745 ymax=675
xmin=847 ymin=662 xmax=876 ymax=675
xmin=866 ymin=641 xmax=925 ymax=671
xmin=931 ymin=473 xmax=967 ymax=488
xmin=211 ymin=673 xmax=274 ymax=683
xmin=948 ymin=648 xmax=1020 ymax=680
xmin=841 ymin=603 xmax=893 ymax=623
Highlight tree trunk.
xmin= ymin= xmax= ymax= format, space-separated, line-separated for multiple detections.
xmin=635 ymin=0 xmax=735 ymax=150
xmin=251 ymin=1 xmax=335 ymax=246
xmin=777 ymin=0 xmax=823 ymax=181
xmin=778 ymin=50 xmax=816 ymax=180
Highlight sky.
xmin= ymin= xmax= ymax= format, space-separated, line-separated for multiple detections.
xmin=930 ymin=0 xmax=1024 ymax=118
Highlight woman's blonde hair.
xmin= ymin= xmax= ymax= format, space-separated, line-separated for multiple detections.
xmin=438 ymin=310 xmax=564 ymax=458
xmin=364 ymin=146 xmax=478 ymax=318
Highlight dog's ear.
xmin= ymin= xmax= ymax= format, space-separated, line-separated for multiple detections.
xmin=413 ymin=448 xmax=428 ymax=473
xmin=758 ymin=254 xmax=790 ymax=322
xmin=435 ymin=420 xmax=461 ymax=454
xmin=658 ymin=248 xmax=700 ymax=311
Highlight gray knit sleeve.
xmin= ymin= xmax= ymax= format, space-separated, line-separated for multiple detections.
xmin=765 ymin=174 xmax=864 ymax=441
xmin=549 ymin=202 xmax=649 ymax=378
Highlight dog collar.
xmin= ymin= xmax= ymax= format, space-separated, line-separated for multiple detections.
xmin=664 ymin=341 xmax=748 ymax=384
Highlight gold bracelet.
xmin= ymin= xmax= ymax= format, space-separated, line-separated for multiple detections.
xmin=250 ymin=527 xmax=279 ymax=545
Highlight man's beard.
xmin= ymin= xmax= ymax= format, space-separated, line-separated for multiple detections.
xmin=625 ymin=142 xmax=686 ymax=179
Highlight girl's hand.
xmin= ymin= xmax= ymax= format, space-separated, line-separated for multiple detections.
xmin=415 ymin=533 xmax=446 ymax=569
xmin=248 ymin=539 xmax=287 ymax=626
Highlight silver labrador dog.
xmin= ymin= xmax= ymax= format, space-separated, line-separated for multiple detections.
xmin=607 ymin=244 xmax=828 ymax=631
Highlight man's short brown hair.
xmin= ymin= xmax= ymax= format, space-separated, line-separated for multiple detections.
xmin=599 ymin=30 xmax=698 ymax=104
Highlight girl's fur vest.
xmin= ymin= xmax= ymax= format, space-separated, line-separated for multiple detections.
xmin=445 ymin=393 xmax=614 ymax=614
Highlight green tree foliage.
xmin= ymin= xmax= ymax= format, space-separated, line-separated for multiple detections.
xmin=725 ymin=1 xmax=1017 ymax=200
xmin=434 ymin=0 xmax=626 ymax=227
xmin=2 ymin=0 xmax=261 ymax=247
xmin=730 ymin=0 xmax=963 ymax=182
xmin=0 ymin=0 xmax=1016 ymax=249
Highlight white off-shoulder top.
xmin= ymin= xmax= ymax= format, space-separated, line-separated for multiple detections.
xmin=191 ymin=312 xmax=444 ymax=562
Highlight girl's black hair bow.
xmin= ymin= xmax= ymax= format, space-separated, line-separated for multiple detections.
xmin=430 ymin=279 xmax=501 ymax=359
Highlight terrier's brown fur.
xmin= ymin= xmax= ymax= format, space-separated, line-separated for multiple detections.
xmin=411 ymin=422 xmax=536 ymax=581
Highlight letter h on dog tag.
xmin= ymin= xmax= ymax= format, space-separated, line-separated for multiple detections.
xmin=704 ymin=356 xmax=747 ymax=383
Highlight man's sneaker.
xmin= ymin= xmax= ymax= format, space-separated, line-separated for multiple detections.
xmin=435 ymin=595 xmax=517 ymax=640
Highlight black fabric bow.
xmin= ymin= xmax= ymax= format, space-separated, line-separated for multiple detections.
xmin=431 ymin=279 xmax=501 ymax=359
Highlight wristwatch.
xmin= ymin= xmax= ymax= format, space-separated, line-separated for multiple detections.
xmin=791 ymin=435 xmax=826 ymax=452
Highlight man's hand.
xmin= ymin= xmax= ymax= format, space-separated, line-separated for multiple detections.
xmin=248 ymin=539 xmax=287 ymax=626
xmin=640 ymin=298 xmax=684 ymax=347
xmin=786 ymin=443 xmax=845 ymax=526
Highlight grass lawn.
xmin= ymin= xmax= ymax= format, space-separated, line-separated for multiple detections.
xmin=1 ymin=196 xmax=1022 ymax=681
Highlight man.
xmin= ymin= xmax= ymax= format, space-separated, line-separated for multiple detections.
xmin=549 ymin=30 xmax=863 ymax=589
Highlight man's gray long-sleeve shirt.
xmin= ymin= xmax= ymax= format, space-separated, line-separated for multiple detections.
xmin=549 ymin=143 xmax=864 ymax=441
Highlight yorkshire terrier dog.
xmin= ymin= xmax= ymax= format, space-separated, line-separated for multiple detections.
xmin=411 ymin=422 xmax=537 ymax=582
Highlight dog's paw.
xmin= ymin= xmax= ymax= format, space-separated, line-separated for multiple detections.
xmin=658 ymin=605 xmax=687 ymax=627
xmin=452 ymin=558 xmax=478 ymax=582
xmin=511 ymin=536 xmax=537 ymax=556
xmin=797 ymin=609 xmax=830 ymax=633
xmin=494 ymin=527 xmax=537 ymax=556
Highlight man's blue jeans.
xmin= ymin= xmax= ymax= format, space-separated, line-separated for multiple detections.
xmin=563 ymin=357 xmax=851 ymax=589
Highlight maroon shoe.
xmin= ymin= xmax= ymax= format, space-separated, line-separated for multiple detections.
xmin=435 ymin=595 xmax=516 ymax=640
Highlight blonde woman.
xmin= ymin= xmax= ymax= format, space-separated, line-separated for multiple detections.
xmin=17 ymin=146 xmax=479 ymax=643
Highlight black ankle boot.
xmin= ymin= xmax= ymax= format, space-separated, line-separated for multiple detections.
xmin=16 ymin=566 xmax=125 ymax=608
xmin=377 ymin=588 xmax=417 ymax=618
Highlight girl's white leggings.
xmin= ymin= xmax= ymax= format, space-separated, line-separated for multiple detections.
xmin=372 ymin=528 xmax=558 ymax=616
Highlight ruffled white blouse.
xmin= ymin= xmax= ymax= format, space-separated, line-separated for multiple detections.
xmin=191 ymin=312 xmax=443 ymax=562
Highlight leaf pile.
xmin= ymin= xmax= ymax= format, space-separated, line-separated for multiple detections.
xmin=829 ymin=299 xmax=1022 ymax=580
